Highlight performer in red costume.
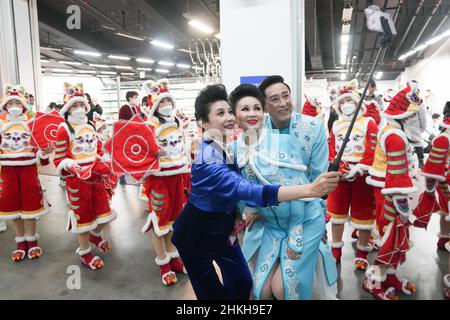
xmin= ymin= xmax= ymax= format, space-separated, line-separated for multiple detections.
xmin=327 ymin=80 xmax=378 ymax=271
xmin=0 ymin=84 xmax=52 ymax=262
xmin=364 ymin=81 xmax=422 ymax=300
xmin=141 ymin=79 xmax=189 ymax=286
xmin=53 ymin=83 xmax=117 ymax=270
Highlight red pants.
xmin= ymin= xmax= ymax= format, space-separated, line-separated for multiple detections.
xmin=143 ymin=174 xmax=185 ymax=237
xmin=0 ymin=165 xmax=48 ymax=220
xmin=375 ymin=194 xmax=411 ymax=269
xmin=65 ymin=175 xmax=116 ymax=233
xmin=374 ymin=187 xmax=384 ymax=234
xmin=327 ymin=175 xmax=376 ymax=230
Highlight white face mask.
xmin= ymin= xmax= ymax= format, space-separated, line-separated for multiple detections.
xmin=70 ymin=106 xmax=86 ymax=119
xmin=158 ymin=104 xmax=173 ymax=117
xmin=341 ymin=102 xmax=357 ymax=116
xmin=7 ymin=105 xmax=23 ymax=118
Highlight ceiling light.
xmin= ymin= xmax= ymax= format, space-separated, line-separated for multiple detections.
xmin=101 ymin=25 xmax=116 ymax=31
xmin=375 ymin=71 xmax=383 ymax=80
xmin=341 ymin=34 xmax=350 ymax=44
xmin=155 ymin=69 xmax=169 ymax=73
xmin=426 ymin=35 xmax=444 ymax=46
xmin=40 ymin=59 xmax=49 ymax=63
xmin=215 ymin=33 xmax=221 ymax=39
xmin=114 ymin=66 xmax=133 ymax=70
xmin=189 ymin=20 xmax=214 ymax=34
xmin=178 ymin=48 xmax=193 ymax=53
xmin=77 ymin=70 xmax=96 ymax=74
xmin=89 ymin=64 xmax=112 ymax=68
xmin=101 ymin=71 xmax=117 ymax=74
xmin=74 ymin=50 xmax=101 ymax=57
xmin=136 ymin=58 xmax=155 ymax=64
xmin=151 ymin=40 xmax=174 ymax=49
xmin=137 ymin=67 xmax=152 ymax=71
xmin=121 ymin=72 xmax=135 ymax=75
xmin=176 ymin=63 xmax=191 ymax=69
xmin=114 ymin=33 xmax=144 ymax=41
xmin=53 ymin=68 xmax=73 ymax=73
xmin=340 ymin=73 xmax=346 ymax=80
xmin=51 ymin=73 xmax=71 ymax=77
xmin=108 ymin=55 xmax=131 ymax=61
xmin=59 ymin=60 xmax=82 ymax=65
xmin=398 ymin=50 xmax=416 ymax=61
xmin=442 ymin=29 xmax=450 ymax=37
xmin=414 ymin=44 xmax=428 ymax=52
xmin=158 ymin=61 xmax=174 ymax=66
xmin=192 ymin=66 xmax=203 ymax=70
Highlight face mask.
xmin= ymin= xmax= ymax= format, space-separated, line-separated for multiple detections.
xmin=158 ymin=105 xmax=173 ymax=117
xmin=70 ymin=106 xmax=85 ymax=119
xmin=341 ymin=102 xmax=356 ymax=116
xmin=130 ymin=98 xmax=138 ymax=105
xmin=7 ymin=105 xmax=23 ymax=117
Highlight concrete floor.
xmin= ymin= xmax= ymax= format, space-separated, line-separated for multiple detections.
xmin=0 ymin=174 xmax=448 ymax=300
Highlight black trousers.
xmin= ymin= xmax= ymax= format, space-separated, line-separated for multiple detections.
xmin=178 ymin=244 xmax=253 ymax=300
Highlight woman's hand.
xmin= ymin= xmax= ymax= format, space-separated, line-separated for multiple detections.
xmin=287 ymin=247 xmax=301 ymax=260
xmin=310 ymin=171 xmax=341 ymax=198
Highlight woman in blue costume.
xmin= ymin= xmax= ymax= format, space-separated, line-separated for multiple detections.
xmin=171 ymin=84 xmax=340 ymax=300
xmin=229 ymin=84 xmax=338 ymax=300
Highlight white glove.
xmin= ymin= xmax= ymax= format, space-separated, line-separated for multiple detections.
xmin=392 ymin=194 xmax=412 ymax=223
xmin=344 ymin=164 xmax=364 ymax=182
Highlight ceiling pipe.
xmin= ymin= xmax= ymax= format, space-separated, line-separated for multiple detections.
xmin=72 ymin=0 xmax=126 ymax=31
xmin=330 ymin=0 xmax=337 ymax=68
xmin=411 ymin=0 xmax=443 ymax=48
xmin=381 ymin=0 xmax=403 ymax=63
xmin=393 ymin=0 xmax=425 ymax=57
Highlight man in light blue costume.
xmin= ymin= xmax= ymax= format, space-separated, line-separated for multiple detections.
xmin=239 ymin=76 xmax=338 ymax=299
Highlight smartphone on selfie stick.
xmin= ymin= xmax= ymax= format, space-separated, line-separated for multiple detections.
xmin=322 ymin=5 xmax=397 ymax=200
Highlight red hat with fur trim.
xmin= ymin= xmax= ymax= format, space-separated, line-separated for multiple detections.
xmin=59 ymin=82 xmax=90 ymax=117
xmin=143 ymin=78 xmax=176 ymax=118
xmin=334 ymin=79 xmax=366 ymax=118
xmin=0 ymin=84 xmax=29 ymax=113
xmin=384 ymin=81 xmax=422 ymax=120
xmin=440 ymin=116 xmax=450 ymax=130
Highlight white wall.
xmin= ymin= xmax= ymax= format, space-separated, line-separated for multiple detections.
xmin=40 ymin=75 xmax=105 ymax=110
xmin=220 ymin=0 xmax=304 ymax=109
xmin=397 ymin=37 xmax=450 ymax=115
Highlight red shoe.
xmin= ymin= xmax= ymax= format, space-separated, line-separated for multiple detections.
xmin=363 ymin=267 xmax=399 ymax=300
xmin=26 ymin=234 xmax=42 ymax=260
xmin=89 ymin=232 xmax=111 ymax=252
xmin=444 ymin=275 xmax=450 ymax=300
xmin=384 ymin=269 xmax=416 ymax=295
xmin=331 ymin=242 xmax=344 ymax=264
xmin=437 ymin=234 xmax=450 ymax=251
xmin=76 ymin=247 xmax=104 ymax=270
xmin=354 ymin=243 xmax=371 ymax=271
xmin=12 ymin=236 xmax=28 ymax=262
xmin=168 ymin=251 xmax=187 ymax=274
xmin=156 ymin=255 xmax=177 ymax=286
